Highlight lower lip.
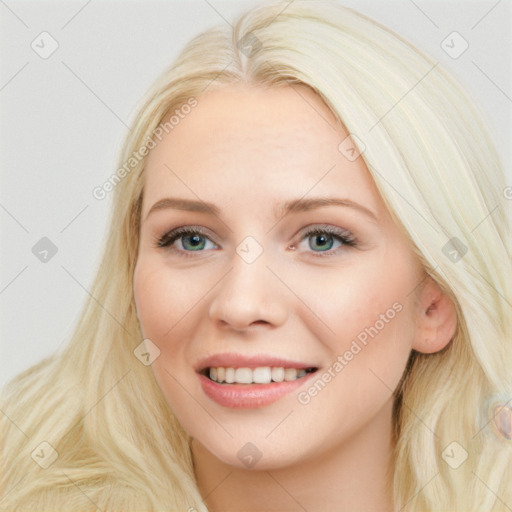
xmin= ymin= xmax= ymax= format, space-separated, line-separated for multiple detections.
xmin=198 ymin=372 xmax=317 ymax=409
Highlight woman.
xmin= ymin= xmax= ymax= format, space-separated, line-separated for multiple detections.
xmin=1 ymin=1 xmax=511 ymax=510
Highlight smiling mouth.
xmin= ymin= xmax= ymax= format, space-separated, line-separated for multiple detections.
xmin=201 ymin=366 xmax=318 ymax=384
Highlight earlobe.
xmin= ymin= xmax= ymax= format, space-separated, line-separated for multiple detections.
xmin=412 ymin=277 xmax=458 ymax=354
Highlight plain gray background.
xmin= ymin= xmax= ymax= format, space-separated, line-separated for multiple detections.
xmin=1 ymin=0 xmax=511 ymax=388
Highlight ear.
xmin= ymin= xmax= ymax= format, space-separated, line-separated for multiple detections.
xmin=412 ymin=276 xmax=458 ymax=354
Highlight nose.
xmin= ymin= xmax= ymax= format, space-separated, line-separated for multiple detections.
xmin=208 ymin=252 xmax=288 ymax=332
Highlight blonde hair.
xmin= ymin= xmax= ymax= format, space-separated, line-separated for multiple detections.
xmin=2 ymin=1 xmax=511 ymax=510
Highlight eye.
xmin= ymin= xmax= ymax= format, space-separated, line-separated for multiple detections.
xmin=154 ymin=226 xmax=217 ymax=257
xmin=154 ymin=224 xmax=357 ymax=258
xmin=294 ymin=224 xmax=356 ymax=257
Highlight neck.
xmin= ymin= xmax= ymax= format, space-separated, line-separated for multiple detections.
xmin=191 ymin=398 xmax=395 ymax=512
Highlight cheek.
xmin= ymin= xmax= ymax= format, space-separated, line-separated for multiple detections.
xmin=133 ymin=256 xmax=221 ymax=377
xmin=293 ymin=270 xmax=416 ymax=447
xmin=303 ymin=254 xmax=417 ymax=347
xmin=133 ymin=258 xmax=203 ymax=410
xmin=134 ymin=263 xmax=172 ymax=339
xmin=296 ymin=249 xmax=419 ymax=401
xmin=133 ymin=257 xmax=204 ymax=340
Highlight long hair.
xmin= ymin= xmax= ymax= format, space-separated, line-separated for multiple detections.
xmin=2 ymin=1 xmax=511 ymax=510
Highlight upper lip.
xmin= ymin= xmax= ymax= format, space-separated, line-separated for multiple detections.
xmin=195 ymin=353 xmax=318 ymax=373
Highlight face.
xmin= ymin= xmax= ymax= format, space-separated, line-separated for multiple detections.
xmin=133 ymin=83 xmax=426 ymax=470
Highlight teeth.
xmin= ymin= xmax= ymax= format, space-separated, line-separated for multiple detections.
xmin=234 ymin=368 xmax=253 ymax=384
xmin=271 ymin=367 xmax=284 ymax=382
xmin=207 ymin=366 xmax=312 ymax=384
xmin=284 ymin=368 xmax=297 ymax=381
xmin=253 ymin=367 xmax=271 ymax=384
xmin=225 ymin=367 xmax=235 ymax=384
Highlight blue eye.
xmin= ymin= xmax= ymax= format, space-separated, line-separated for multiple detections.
xmin=176 ymin=233 xmax=208 ymax=251
xmin=298 ymin=225 xmax=356 ymax=256
xmin=310 ymin=233 xmax=334 ymax=251
xmin=154 ymin=224 xmax=356 ymax=258
xmin=155 ymin=226 xmax=216 ymax=254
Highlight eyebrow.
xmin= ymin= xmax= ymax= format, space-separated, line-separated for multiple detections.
xmin=145 ymin=196 xmax=378 ymax=222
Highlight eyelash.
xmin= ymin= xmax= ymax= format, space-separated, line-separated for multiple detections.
xmin=153 ymin=224 xmax=357 ymax=258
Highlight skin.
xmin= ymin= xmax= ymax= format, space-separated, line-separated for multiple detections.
xmin=133 ymin=83 xmax=457 ymax=511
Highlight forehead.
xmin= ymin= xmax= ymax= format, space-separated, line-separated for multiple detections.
xmin=141 ymin=84 xmax=382 ymax=217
